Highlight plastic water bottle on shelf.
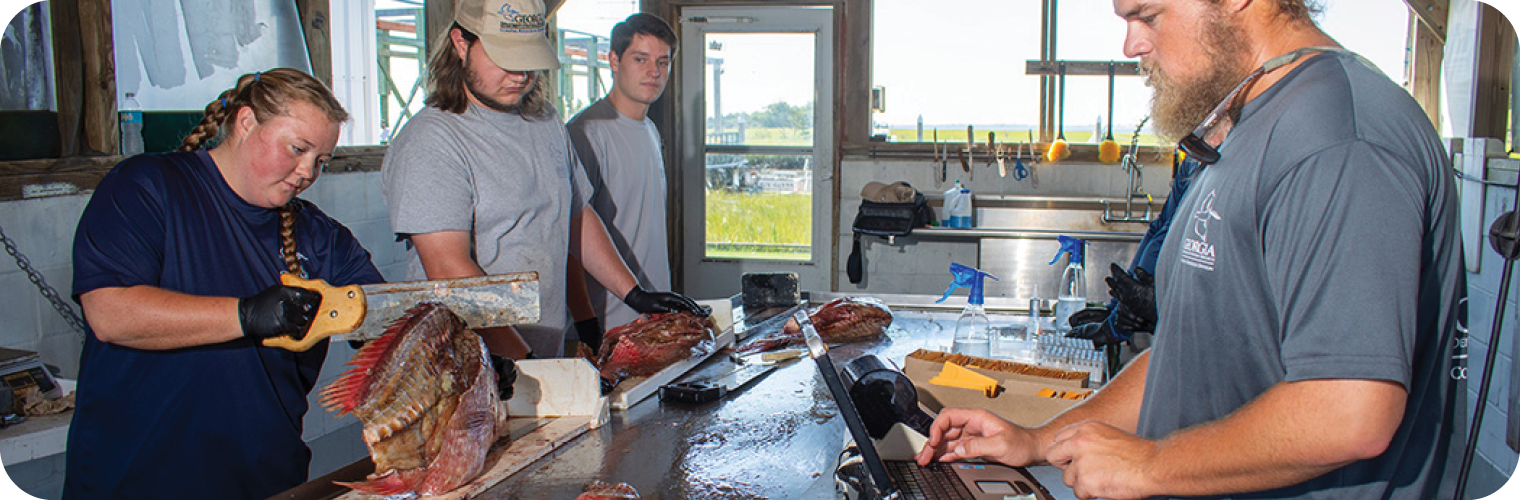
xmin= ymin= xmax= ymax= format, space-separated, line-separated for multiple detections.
xmin=119 ymin=92 xmax=144 ymax=156
xmin=942 ymin=180 xmax=973 ymax=228
xmin=1048 ymin=235 xmax=1088 ymax=334
xmin=937 ymin=262 xmax=998 ymax=357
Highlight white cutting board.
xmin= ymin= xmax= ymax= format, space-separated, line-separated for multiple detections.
xmin=606 ymin=326 xmax=736 ymax=410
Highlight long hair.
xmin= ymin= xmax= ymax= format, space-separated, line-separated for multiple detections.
xmin=425 ymin=23 xmax=552 ymax=119
xmin=179 ymin=68 xmax=348 ymax=275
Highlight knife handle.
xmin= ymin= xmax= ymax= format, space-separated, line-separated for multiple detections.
xmin=261 ymin=273 xmax=367 ymax=352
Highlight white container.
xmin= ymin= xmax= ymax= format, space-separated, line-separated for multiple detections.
xmin=942 ymin=180 xmax=972 ymax=228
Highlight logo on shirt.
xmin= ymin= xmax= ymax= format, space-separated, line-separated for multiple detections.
xmin=1180 ymin=190 xmax=1222 ymax=271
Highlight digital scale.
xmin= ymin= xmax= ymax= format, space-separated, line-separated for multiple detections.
xmin=0 ymin=348 xmax=61 ymax=415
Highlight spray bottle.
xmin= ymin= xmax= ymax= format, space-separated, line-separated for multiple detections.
xmin=938 ymin=263 xmax=999 ymax=357
xmin=1048 ymin=235 xmax=1087 ymax=333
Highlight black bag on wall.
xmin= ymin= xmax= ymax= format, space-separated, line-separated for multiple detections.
xmin=848 ymin=190 xmax=934 ymax=284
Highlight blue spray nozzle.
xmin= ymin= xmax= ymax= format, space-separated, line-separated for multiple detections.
xmin=938 ymin=262 xmax=1000 ymax=305
xmin=1048 ymin=235 xmax=1087 ymax=266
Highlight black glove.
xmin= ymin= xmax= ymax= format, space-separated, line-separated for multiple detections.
xmin=575 ymin=317 xmax=603 ymax=352
xmin=1067 ymin=321 xmax=1123 ymax=347
xmin=1105 ymin=263 xmax=1157 ymax=334
xmin=623 ymin=286 xmax=708 ymax=316
xmin=238 ymin=284 xmax=322 ymax=340
xmin=489 ymin=354 xmax=518 ymax=401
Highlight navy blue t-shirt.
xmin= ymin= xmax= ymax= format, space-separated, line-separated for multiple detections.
xmin=64 ymin=150 xmax=384 ymax=500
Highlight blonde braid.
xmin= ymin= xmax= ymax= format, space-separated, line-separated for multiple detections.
xmin=279 ymin=203 xmax=301 ymax=275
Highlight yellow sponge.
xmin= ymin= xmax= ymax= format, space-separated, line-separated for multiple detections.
xmin=929 ymin=362 xmax=1000 ymax=397
xmin=1046 ymin=139 xmax=1070 ymax=162
xmin=1098 ymin=139 xmax=1121 ymax=164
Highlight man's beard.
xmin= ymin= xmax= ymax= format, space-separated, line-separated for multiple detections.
xmin=465 ymin=64 xmax=534 ymax=114
xmin=1144 ymin=7 xmax=1253 ymax=142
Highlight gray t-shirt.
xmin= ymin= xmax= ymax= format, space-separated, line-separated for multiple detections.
xmin=382 ymin=103 xmax=592 ymax=357
xmin=566 ymin=99 xmax=672 ymax=329
xmin=1142 ymin=52 xmax=1464 ymax=499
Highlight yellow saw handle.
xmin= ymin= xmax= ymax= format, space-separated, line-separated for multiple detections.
xmin=261 ymin=273 xmax=367 ymax=352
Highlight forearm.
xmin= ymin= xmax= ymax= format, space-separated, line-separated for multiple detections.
xmin=410 ymin=230 xmax=487 ymax=279
xmin=1141 ymin=378 xmax=1405 ymax=497
xmin=571 ymin=207 xmax=637 ymax=298
xmin=566 ymin=256 xmax=597 ymax=322
xmin=80 ymin=286 xmax=243 ymax=349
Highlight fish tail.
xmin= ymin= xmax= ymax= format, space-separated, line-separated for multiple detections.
xmin=334 ymin=470 xmax=412 ymax=496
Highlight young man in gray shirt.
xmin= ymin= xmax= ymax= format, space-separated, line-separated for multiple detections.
xmin=565 ymin=14 xmax=679 ymax=346
xmin=382 ymin=0 xmax=703 ymax=359
xmin=913 ymin=0 xmax=1463 ymax=498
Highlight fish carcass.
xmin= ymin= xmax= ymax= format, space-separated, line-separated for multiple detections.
xmin=320 ymin=302 xmax=506 ymax=496
xmin=736 ymin=298 xmax=894 ymax=353
xmin=597 ymin=312 xmax=718 ymax=384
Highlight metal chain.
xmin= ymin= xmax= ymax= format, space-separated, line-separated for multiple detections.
xmin=0 ymin=223 xmax=87 ymax=334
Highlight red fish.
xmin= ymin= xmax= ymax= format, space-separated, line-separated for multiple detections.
xmin=319 ymin=303 xmax=506 ymax=497
xmin=598 ymin=312 xmax=717 ymax=384
xmin=736 ymin=298 xmax=894 ymax=353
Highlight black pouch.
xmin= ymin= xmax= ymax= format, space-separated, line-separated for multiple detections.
xmin=848 ymin=191 xmax=934 ymax=284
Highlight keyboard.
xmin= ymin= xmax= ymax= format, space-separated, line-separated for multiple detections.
xmin=885 ymin=461 xmax=976 ymax=500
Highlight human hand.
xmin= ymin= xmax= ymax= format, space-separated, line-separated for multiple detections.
xmin=489 ymin=354 xmax=518 ymax=401
xmin=914 ymin=407 xmax=1042 ymax=467
xmin=574 ymin=317 xmax=603 ymax=352
xmin=623 ymin=286 xmax=708 ymax=316
xmin=238 ymin=284 xmax=321 ymax=340
xmin=1066 ymin=321 xmax=1122 ymax=347
xmin=1045 ymin=421 xmax=1159 ymax=500
xmin=1105 ymin=263 xmax=1156 ymax=333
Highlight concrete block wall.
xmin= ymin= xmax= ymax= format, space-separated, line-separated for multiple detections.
xmin=0 ymin=171 xmax=408 ymax=498
xmin=1460 ymin=176 xmax=1520 ymax=498
xmin=835 ymin=157 xmax=1175 ymax=296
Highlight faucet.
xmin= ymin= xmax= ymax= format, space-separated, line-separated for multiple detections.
xmin=1103 ymin=117 xmax=1153 ymax=224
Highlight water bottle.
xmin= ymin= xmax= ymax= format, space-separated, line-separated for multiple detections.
xmin=119 ymin=92 xmax=144 ymax=156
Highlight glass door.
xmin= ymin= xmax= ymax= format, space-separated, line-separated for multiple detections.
xmin=679 ymin=6 xmax=834 ymax=298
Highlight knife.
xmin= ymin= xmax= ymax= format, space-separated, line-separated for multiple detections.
xmin=261 ymin=272 xmax=541 ymax=352
xmin=660 ymin=350 xmax=804 ymax=404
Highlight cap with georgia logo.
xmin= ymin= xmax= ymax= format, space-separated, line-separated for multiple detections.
xmin=454 ymin=0 xmax=562 ymax=71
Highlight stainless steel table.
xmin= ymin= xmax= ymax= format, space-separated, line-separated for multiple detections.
xmin=475 ymin=309 xmax=1079 ymax=500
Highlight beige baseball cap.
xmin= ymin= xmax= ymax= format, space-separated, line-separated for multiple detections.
xmin=454 ymin=0 xmax=562 ymax=71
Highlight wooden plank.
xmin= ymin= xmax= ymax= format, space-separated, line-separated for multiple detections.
xmin=49 ymin=0 xmax=83 ymax=157
xmin=1407 ymin=11 xmax=1446 ymax=129
xmin=1473 ymin=2 xmax=1515 ymax=140
xmin=607 ymin=327 xmax=737 ymax=410
xmin=331 ymin=416 xmax=596 ymax=500
xmin=1404 ymin=0 xmax=1448 ymax=41
xmin=295 ymin=0 xmax=334 ymax=88
xmin=78 ymin=0 xmax=117 ymax=157
xmin=425 ymin=0 xmax=454 ymax=56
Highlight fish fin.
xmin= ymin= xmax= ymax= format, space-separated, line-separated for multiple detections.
xmin=318 ymin=307 xmax=423 ymax=414
xmin=334 ymin=470 xmax=412 ymax=496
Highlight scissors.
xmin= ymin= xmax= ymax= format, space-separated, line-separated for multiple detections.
xmin=1012 ymin=141 xmax=1030 ymax=181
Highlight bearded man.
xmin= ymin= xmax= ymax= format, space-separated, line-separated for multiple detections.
xmin=380 ymin=0 xmax=705 ymax=360
xmin=915 ymin=0 xmax=1465 ymax=499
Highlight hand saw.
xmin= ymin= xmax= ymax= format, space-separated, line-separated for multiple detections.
xmin=261 ymin=272 xmax=541 ymax=352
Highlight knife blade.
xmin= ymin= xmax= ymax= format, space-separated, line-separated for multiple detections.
xmin=261 ymin=272 xmax=541 ymax=352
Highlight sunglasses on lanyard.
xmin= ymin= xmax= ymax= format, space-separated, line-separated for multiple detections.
xmin=1176 ymin=46 xmax=1372 ymax=166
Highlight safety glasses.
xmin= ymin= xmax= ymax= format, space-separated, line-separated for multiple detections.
xmin=1176 ymin=46 xmax=1351 ymax=166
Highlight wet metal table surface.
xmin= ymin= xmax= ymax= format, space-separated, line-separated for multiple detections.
xmin=471 ymin=310 xmax=1079 ymax=500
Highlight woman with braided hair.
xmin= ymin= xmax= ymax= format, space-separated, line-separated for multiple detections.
xmin=65 ymin=68 xmax=383 ymax=500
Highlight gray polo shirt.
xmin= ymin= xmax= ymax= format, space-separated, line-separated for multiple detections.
xmin=567 ymin=99 xmax=673 ymax=329
xmin=1142 ymin=52 xmax=1464 ymax=499
xmin=382 ymin=103 xmax=592 ymax=357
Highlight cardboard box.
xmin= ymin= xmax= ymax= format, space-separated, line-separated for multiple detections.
xmin=903 ymin=354 xmax=1089 ymax=427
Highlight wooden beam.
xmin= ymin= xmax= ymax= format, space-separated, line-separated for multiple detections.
xmin=1407 ymin=10 xmax=1445 ymax=130
xmin=1473 ymin=1 xmax=1515 ymax=140
xmin=1404 ymin=0 xmax=1448 ymax=42
xmin=295 ymin=0 xmax=333 ymax=88
xmin=51 ymin=0 xmax=117 ymax=157
xmin=425 ymin=0 xmax=455 ymax=59
xmin=840 ymin=0 xmax=870 ymax=147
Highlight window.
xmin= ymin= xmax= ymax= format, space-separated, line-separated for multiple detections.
xmin=552 ymin=0 xmax=637 ymax=119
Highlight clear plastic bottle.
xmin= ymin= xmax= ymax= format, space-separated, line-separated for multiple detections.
xmin=1049 ymin=235 xmax=1087 ymax=334
xmin=119 ymin=92 xmax=144 ymax=156
xmin=937 ymin=262 xmax=999 ymax=357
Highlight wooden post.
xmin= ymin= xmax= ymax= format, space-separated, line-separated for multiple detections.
xmin=1473 ymin=2 xmax=1515 ymax=140
xmin=1407 ymin=10 xmax=1445 ymax=130
xmin=295 ymin=0 xmax=333 ymax=88
xmin=425 ymin=0 xmax=455 ymax=61
xmin=51 ymin=0 xmax=117 ymax=157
